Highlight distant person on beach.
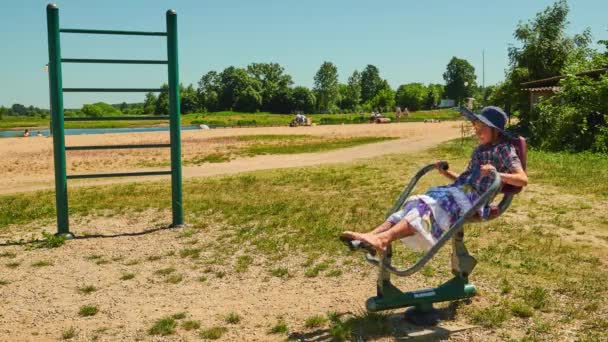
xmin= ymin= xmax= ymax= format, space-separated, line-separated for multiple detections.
xmin=36 ymin=131 xmax=43 ymax=136
xmin=23 ymin=129 xmax=30 ymax=137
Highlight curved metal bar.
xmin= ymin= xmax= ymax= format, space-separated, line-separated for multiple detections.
xmin=385 ymin=163 xmax=440 ymax=218
xmin=367 ymin=170 xmax=503 ymax=276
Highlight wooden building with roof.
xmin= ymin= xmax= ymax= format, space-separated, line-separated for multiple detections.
xmin=521 ymin=68 xmax=607 ymax=107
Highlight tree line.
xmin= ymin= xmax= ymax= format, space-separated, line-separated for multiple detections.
xmin=141 ymin=60 xmax=478 ymax=115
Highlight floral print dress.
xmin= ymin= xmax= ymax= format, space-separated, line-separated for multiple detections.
xmin=388 ymin=141 xmax=523 ymax=251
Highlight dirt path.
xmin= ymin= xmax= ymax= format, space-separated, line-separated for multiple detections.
xmin=1 ymin=122 xmax=463 ymax=194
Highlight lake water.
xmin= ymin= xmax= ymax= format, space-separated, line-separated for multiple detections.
xmin=0 ymin=125 xmax=205 ymax=138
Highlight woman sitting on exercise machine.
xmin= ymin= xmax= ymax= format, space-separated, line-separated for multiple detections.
xmin=341 ymin=106 xmax=528 ymax=253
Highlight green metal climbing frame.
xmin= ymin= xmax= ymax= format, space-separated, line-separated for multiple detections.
xmin=45 ymin=4 xmax=184 ymax=236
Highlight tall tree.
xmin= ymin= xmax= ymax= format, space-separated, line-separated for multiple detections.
xmin=360 ymin=65 xmax=383 ymax=104
xmin=343 ymin=70 xmax=362 ymax=110
xmin=504 ymin=0 xmax=594 ymax=131
xmin=313 ymin=61 xmax=339 ymax=112
xmin=143 ymin=92 xmax=157 ymax=114
xmin=155 ymin=84 xmax=170 ymax=115
xmin=508 ymin=0 xmax=591 ymax=80
xmin=11 ymin=103 xmax=27 ymax=116
xmin=218 ymin=67 xmax=262 ymax=112
xmin=443 ymin=57 xmax=477 ymax=105
xmin=180 ymin=84 xmax=199 ymax=114
xmin=395 ymin=83 xmax=428 ymax=111
xmin=197 ymin=71 xmax=221 ymax=112
xmin=290 ymin=86 xmax=316 ymax=113
xmin=246 ymin=63 xmax=293 ymax=112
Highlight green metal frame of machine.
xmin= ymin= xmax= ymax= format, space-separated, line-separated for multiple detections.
xmin=45 ymin=3 xmax=183 ymax=236
xmin=345 ymin=137 xmax=527 ymax=323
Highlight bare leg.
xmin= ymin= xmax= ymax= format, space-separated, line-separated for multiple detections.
xmin=371 ymin=221 xmax=394 ymax=234
xmin=371 ymin=221 xmax=394 ymax=235
xmin=342 ymin=218 xmax=417 ymax=253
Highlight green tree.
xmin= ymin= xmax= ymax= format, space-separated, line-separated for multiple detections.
xmin=247 ymin=63 xmax=293 ymax=112
xmin=532 ymin=74 xmax=608 ymax=152
xmin=81 ymin=102 xmax=122 ymax=117
xmin=443 ymin=57 xmax=477 ymax=105
xmin=143 ymin=92 xmax=157 ymax=114
xmin=11 ymin=104 xmax=27 ymax=116
xmin=0 ymin=106 xmax=7 ymax=120
xmin=369 ymin=87 xmax=395 ymax=112
xmin=155 ymin=84 xmax=170 ymax=115
xmin=424 ymin=88 xmax=436 ymax=109
xmin=218 ymin=67 xmax=262 ymax=112
xmin=502 ymin=0 xmax=595 ymax=135
xmin=313 ymin=61 xmax=339 ymax=112
xmin=197 ymin=71 xmax=221 ymax=112
xmin=508 ymin=0 xmax=591 ymax=80
xmin=428 ymin=84 xmax=445 ymax=104
xmin=395 ymin=83 xmax=428 ymax=111
xmin=339 ymin=70 xmax=362 ymax=111
xmin=180 ymin=84 xmax=199 ymax=114
xmin=290 ymin=86 xmax=316 ymax=113
xmin=360 ymin=65 xmax=384 ymax=104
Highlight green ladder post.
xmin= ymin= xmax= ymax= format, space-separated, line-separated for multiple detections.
xmin=167 ymin=10 xmax=184 ymax=227
xmin=45 ymin=4 xmax=184 ymax=236
xmin=46 ymin=4 xmax=69 ymax=236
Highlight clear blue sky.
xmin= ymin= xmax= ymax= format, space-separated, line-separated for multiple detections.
xmin=1 ymin=0 xmax=606 ymax=108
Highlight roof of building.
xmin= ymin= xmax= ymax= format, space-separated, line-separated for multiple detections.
xmin=520 ymin=68 xmax=607 ymax=88
xmin=522 ymin=86 xmax=563 ymax=92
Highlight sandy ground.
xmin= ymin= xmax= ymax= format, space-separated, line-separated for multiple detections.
xmin=0 ymin=212 xmax=488 ymax=342
xmin=1 ymin=122 xmax=463 ymax=194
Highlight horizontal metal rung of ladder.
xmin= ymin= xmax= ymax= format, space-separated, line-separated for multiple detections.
xmin=62 ymin=58 xmax=168 ymax=64
xmin=67 ymin=171 xmax=172 ymax=180
xmin=60 ymin=28 xmax=167 ymax=36
xmin=66 ymin=144 xmax=171 ymax=151
xmin=63 ymin=88 xmax=165 ymax=93
xmin=64 ymin=116 xmax=169 ymax=121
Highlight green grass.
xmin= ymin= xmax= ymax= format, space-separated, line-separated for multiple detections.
xmin=510 ymin=300 xmax=534 ymax=318
xmin=31 ymin=260 xmax=53 ymax=267
xmin=180 ymin=135 xmax=398 ymax=167
xmin=61 ymin=327 xmax=77 ymax=340
xmin=120 ymin=273 xmax=135 ymax=280
xmin=6 ymin=261 xmax=20 ymax=269
xmin=235 ymin=255 xmax=253 ymax=273
xmin=304 ymin=315 xmax=328 ymax=328
xmin=171 ymin=312 xmax=187 ymax=320
xmin=304 ymin=261 xmax=331 ymax=278
xmin=0 ymin=109 xmax=459 ymax=131
xmin=470 ymin=306 xmax=509 ymax=328
xmin=179 ymin=247 xmax=202 ymax=259
xmin=154 ymin=267 xmax=176 ymax=276
xmin=524 ymin=287 xmax=549 ymax=310
xmin=241 ymin=136 xmax=396 ymax=156
xmin=165 ymin=274 xmax=183 ymax=284
xmin=181 ymin=320 xmax=200 ymax=331
xmin=224 ymin=312 xmax=241 ymax=324
xmin=78 ymin=305 xmax=98 ymax=317
xmin=148 ymin=317 xmax=177 ymax=336
xmin=28 ymin=232 xmax=65 ymax=249
xmin=77 ymin=285 xmax=97 ymax=294
xmin=269 ymin=321 xmax=288 ymax=334
xmin=0 ymin=251 xmax=16 ymax=258
xmin=269 ymin=267 xmax=289 ymax=278
xmin=325 ymin=311 xmax=392 ymax=341
xmin=199 ymin=326 xmax=228 ymax=340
